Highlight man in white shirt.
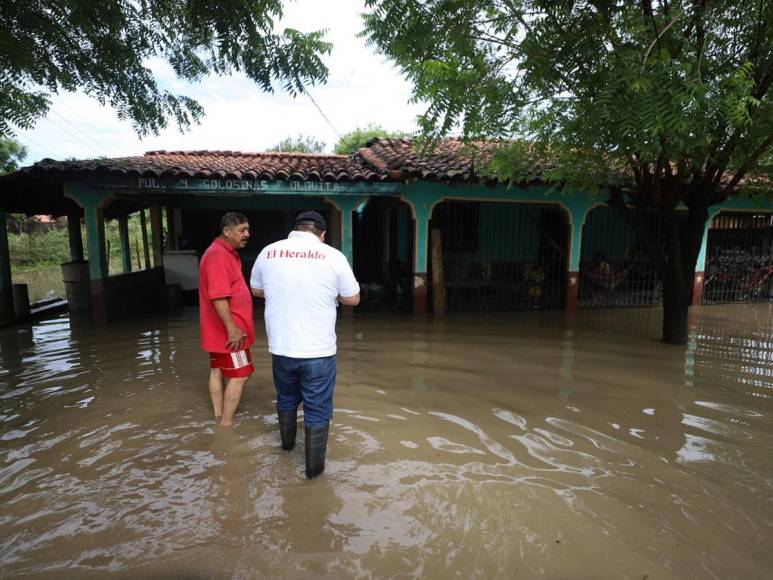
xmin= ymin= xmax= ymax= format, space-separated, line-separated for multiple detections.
xmin=250 ymin=210 xmax=360 ymax=478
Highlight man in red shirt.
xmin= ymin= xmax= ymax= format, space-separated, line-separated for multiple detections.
xmin=199 ymin=212 xmax=255 ymax=427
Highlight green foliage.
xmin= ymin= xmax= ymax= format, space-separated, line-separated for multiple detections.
xmin=363 ymin=1 xmax=773 ymax=203
xmin=7 ymin=214 xmax=147 ymax=273
xmin=268 ymin=134 xmax=326 ymax=153
xmin=0 ymin=0 xmax=331 ymax=137
xmin=0 ymin=137 xmax=26 ymax=174
xmin=333 ymin=123 xmax=409 ymax=154
xmin=8 ymin=215 xmax=151 ymax=301
xmin=365 ymin=0 xmax=773 ymax=342
xmin=7 ymin=225 xmax=72 ymax=271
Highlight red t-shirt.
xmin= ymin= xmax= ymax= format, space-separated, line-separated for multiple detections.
xmin=198 ymin=238 xmax=255 ymax=353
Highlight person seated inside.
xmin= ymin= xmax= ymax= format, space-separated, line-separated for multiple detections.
xmin=594 ymin=253 xmax=612 ymax=277
xmin=525 ymin=263 xmax=545 ymax=308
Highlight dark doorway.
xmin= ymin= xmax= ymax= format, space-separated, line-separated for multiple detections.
xmin=430 ymin=200 xmax=568 ymax=311
xmin=703 ymin=212 xmax=773 ymax=304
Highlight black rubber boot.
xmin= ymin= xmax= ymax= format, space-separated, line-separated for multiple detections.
xmin=304 ymin=424 xmax=329 ymax=479
xmin=278 ymin=410 xmax=297 ymax=451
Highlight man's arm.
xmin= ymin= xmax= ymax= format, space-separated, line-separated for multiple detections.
xmin=213 ymin=298 xmax=246 ymax=351
xmin=335 ymin=252 xmax=361 ymax=307
xmin=338 ymin=292 xmax=360 ymax=306
xmin=249 ymin=252 xmax=264 ymax=299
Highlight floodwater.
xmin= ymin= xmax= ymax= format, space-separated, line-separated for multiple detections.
xmin=12 ymin=267 xmax=65 ymax=303
xmin=0 ymin=305 xmax=772 ymax=579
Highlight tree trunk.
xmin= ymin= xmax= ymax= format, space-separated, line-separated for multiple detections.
xmin=610 ymin=191 xmax=711 ymax=345
xmin=661 ymin=276 xmax=689 ymax=344
xmin=659 ymin=203 xmax=709 ymax=345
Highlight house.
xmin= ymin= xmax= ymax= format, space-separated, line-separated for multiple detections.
xmin=1 ymin=139 xmax=770 ymax=325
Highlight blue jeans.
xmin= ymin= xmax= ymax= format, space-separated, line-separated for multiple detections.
xmin=272 ymin=355 xmax=336 ymax=428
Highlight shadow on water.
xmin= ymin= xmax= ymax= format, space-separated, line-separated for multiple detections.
xmin=0 ymin=304 xmax=772 ymax=578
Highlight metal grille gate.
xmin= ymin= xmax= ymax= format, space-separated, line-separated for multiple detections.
xmin=703 ymin=213 xmax=773 ymax=304
xmin=579 ymin=207 xmax=664 ymax=308
xmin=431 ymin=201 xmax=568 ymax=311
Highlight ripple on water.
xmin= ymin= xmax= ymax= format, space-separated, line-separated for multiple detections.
xmin=0 ymin=305 xmax=772 ymax=578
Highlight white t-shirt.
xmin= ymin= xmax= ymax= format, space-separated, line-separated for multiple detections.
xmin=250 ymin=231 xmax=360 ymax=358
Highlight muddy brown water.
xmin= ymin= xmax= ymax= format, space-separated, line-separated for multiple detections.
xmin=0 ymin=305 xmax=771 ymax=579
xmin=12 ymin=267 xmax=66 ymax=303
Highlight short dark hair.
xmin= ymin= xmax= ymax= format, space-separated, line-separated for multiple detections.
xmin=220 ymin=212 xmax=248 ymax=233
xmin=294 ymin=210 xmax=326 ymax=231
xmin=294 ymin=222 xmax=324 ymax=237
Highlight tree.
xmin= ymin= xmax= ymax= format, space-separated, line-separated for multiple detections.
xmin=0 ymin=137 xmax=26 ymax=175
xmin=334 ymin=123 xmax=408 ymax=154
xmin=0 ymin=0 xmax=331 ymax=137
xmin=363 ymin=0 xmax=773 ymax=344
xmin=1 ymin=137 xmax=27 ymax=234
xmin=268 ymin=134 xmax=326 ymax=153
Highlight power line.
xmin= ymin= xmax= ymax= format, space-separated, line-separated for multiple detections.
xmin=48 ymin=109 xmax=113 ymax=157
xmin=56 ymin=100 xmax=121 ymax=155
xmin=304 ymin=89 xmax=342 ymax=140
xmin=15 ymin=132 xmax=62 ymax=160
xmin=40 ymin=116 xmax=105 ymax=158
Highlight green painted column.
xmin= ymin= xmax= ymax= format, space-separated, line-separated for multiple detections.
xmin=84 ymin=202 xmax=107 ymax=279
xmin=695 ymin=209 xmax=721 ymax=274
xmin=412 ymin=201 xmax=434 ymax=316
xmin=118 ymin=216 xmax=132 ymax=273
xmin=402 ymin=190 xmax=444 ymax=274
xmin=63 ymin=186 xmax=111 ymax=280
xmin=0 ymin=210 xmax=14 ymax=325
xmin=402 ymin=182 xmax=607 ymax=315
xmin=690 ymin=197 xmax=773 ymax=305
xmin=63 ymin=186 xmax=113 ymax=323
xmin=401 ymin=190 xmax=445 ymax=316
xmin=563 ymin=194 xmax=600 ymax=312
xmin=327 ymin=196 xmax=369 ymax=265
xmin=343 ymin=212 xmax=353 ymax=265
xmin=691 ymin=209 xmax=721 ymax=305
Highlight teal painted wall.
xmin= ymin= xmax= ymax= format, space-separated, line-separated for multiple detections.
xmin=403 ymin=181 xmax=598 ymax=272
xmin=395 ymin=203 xmax=411 ymax=263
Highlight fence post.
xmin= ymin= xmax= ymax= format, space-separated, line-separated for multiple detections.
xmin=67 ymin=211 xmax=84 ymax=262
xmin=118 ymin=215 xmax=132 ymax=273
xmin=149 ymin=205 xmax=163 ymax=268
xmin=139 ymin=208 xmax=151 ymax=269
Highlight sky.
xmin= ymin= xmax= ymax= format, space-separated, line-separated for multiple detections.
xmin=13 ymin=0 xmax=425 ymax=165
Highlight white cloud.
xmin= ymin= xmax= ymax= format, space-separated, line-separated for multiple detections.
xmin=15 ymin=0 xmax=423 ymax=164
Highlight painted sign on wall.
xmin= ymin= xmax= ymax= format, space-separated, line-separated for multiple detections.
xmin=136 ymin=177 xmax=346 ymax=194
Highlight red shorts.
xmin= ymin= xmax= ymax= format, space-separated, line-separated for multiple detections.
xmin=209 ymin=349 xmax=254 ymax=378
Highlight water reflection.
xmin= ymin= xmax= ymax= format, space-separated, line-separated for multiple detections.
xmin=0 ymin=305 xmax=772 ymax=578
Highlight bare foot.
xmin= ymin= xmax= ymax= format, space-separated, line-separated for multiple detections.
xmin=219 ymin=420 xmax=234 ymax=428
xmin=214 ymin=415 xmax=222 ymax=424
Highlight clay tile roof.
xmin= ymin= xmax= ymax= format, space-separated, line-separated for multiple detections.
xmin=357 ymin=138 xmax=502 ymax=181
xmin=1 ymin=138 xmax=548 ymax=187
xmin=7 ymin=150 xmax=387 ymax=183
